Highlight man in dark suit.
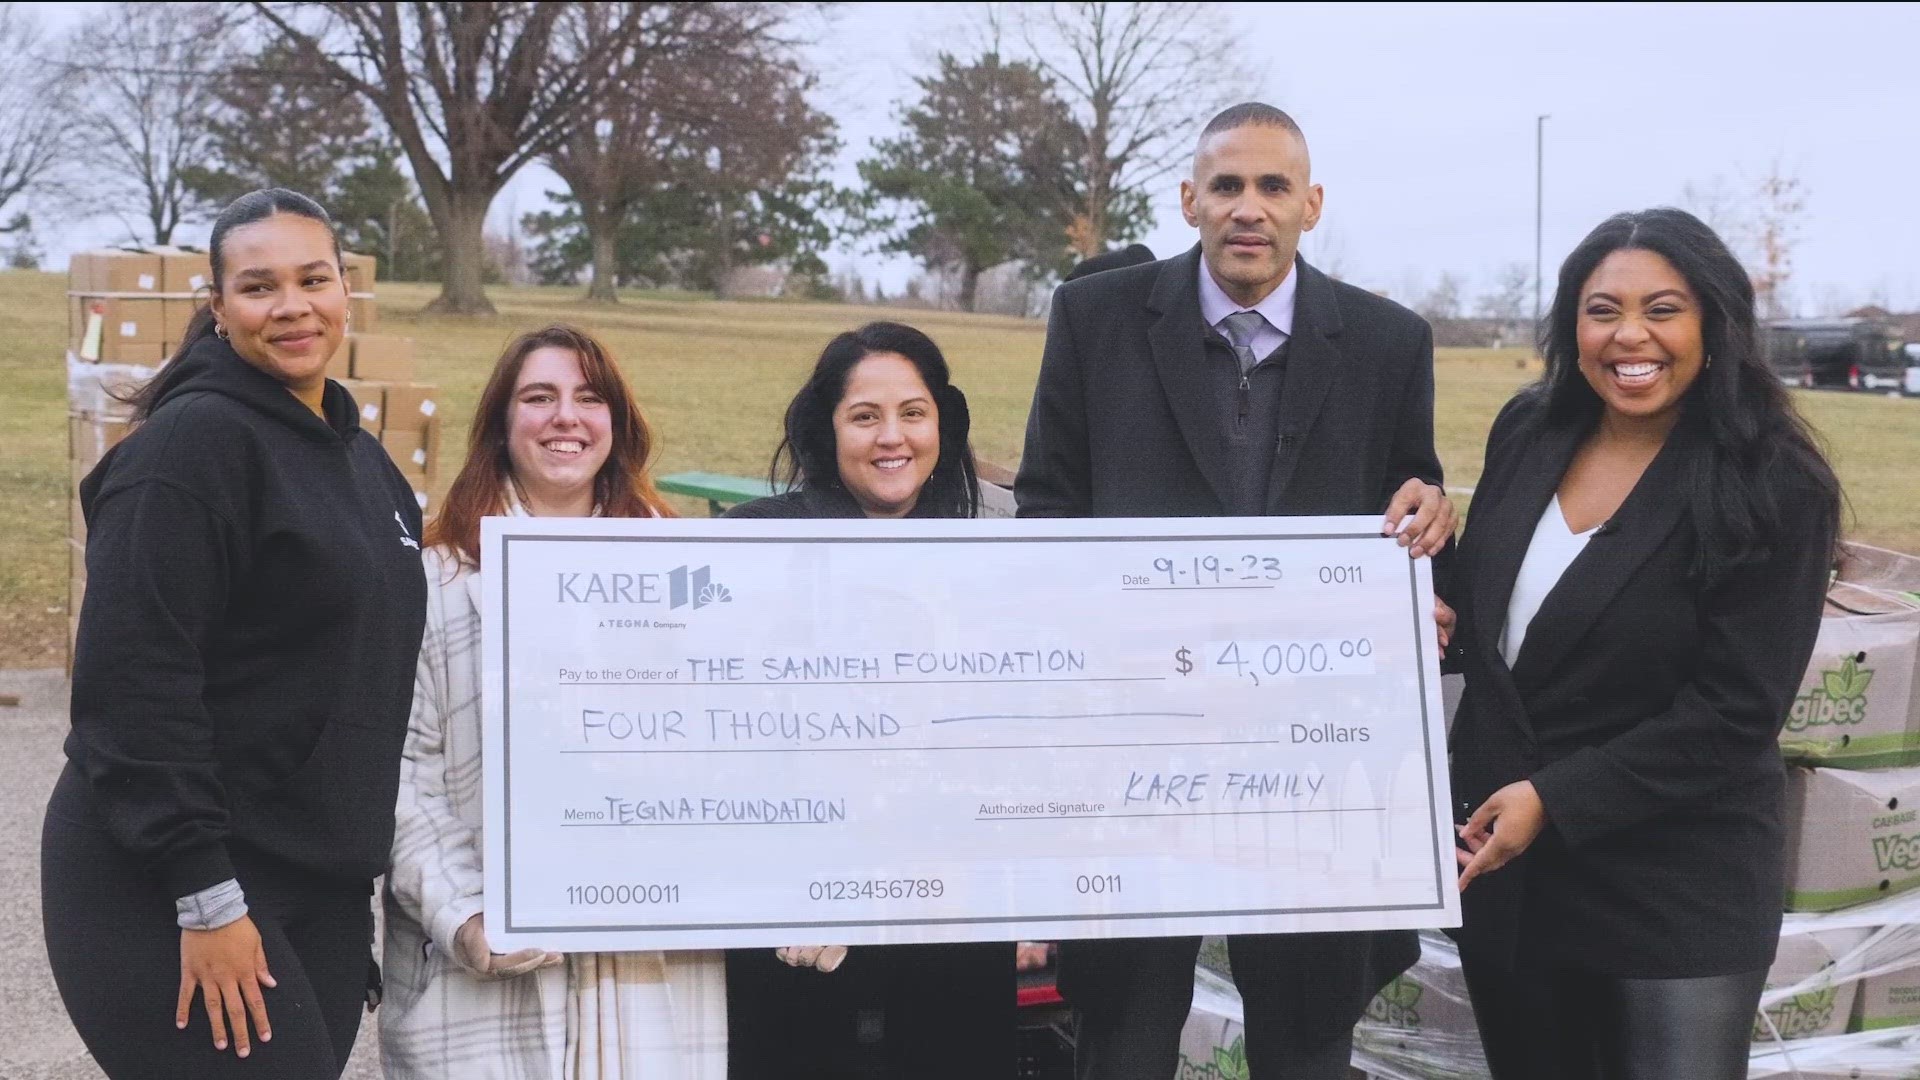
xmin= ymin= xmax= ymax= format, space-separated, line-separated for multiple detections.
xmin=1015 ymin=103 xmax=1454 ymax=1079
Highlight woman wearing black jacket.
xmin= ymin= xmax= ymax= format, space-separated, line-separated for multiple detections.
xmin=42 ymin=188 xmax=425 ymax=1079
xmin=722 ymin=322 xmax=1013 ymax=1078
xmin=1440 ymin=209 xmax=1842 ymax=1079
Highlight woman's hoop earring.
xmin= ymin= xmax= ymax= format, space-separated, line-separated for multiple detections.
xmin=215 ymin=322 xmax=230 ymax=341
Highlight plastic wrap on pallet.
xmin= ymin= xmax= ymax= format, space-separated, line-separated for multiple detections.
xmin=1748 ymin=1026 xmax=1920 ymax=1077
xmin=1351 ymin=930 xmax=1487 ymax=1080
xmin=67 ymin=351 xmax=157 ymax=419
xmin=1762 ymin=890 xmax=1920 ymax=1027
xmin=1755 ymin=925 xmax=1872 ymax=1040
xmin=1173 ymin=965 xmax=1250 ymax=1079
xmin=1840 ymin=542 xmax=1920 ymax=599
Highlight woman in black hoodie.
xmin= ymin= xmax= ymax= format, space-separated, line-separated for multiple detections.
xmin=41 ymin=188 xmax=425 ymax=1079
xmin=722 ymin=322 xmax=1015 ymax=1078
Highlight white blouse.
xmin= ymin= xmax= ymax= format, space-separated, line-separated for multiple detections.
xmin=1499 ymin=494 xmax=1599 ymax=668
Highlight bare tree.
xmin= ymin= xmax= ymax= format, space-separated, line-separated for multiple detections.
xmin=1683 ymin=165 xmax=1807 ymax=318
xmin=251 ymin=2 xmax=658 ymax=315
xmin=1750 ymin=161 xmax=1805 ymax=320
xmin=1416 ymin=272 xmax=1464 ymax=322
xmin=71 ymin=3 xmax=229 ymax=245
xmin=0 ymin=4 xmax=71 ymax=236
xmin=1301 ymin=219 xmax=1350 ymax=281
xmin=1681 ymin=176 xmax=1752 ymax=255
xmin=1015 ymin=2 xmax=1256 ymax=257
xmin=1476 ymin=263 xmax=1532 ymax=340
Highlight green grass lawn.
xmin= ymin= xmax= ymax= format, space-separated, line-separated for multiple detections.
xmin=5 ymin=270 xmax=1917 ymax=667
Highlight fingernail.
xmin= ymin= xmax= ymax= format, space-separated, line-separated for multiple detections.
xmin=238 ymin=1048 xmax=249 ymax=1059
xmin=215 ymin=1041 xmax=226 ymax=1050
xmin=176 ymin=1020 xmax=186 ymax=1030
xmin=261 ymin=1032 xmax=272 ymax=1042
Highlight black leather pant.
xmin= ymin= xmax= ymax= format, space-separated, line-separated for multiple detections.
xmin=1459 ymin=946 xmax=1767 ymax=1080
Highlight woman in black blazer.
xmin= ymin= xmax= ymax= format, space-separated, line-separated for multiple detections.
xmin=1440 ymin=208 xmax=1841 ymax=1079
xmin=722 ymin=321 xmax=1014 ymax=1078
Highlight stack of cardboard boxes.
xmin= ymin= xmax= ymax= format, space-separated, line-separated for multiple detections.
xmin=335 ymin=336 xmax=443 ymax=514
xmin=1773 ymin=542 xmax=1920 ymax=1047
xmin=65 ymin=248 xmax=439 ymax=661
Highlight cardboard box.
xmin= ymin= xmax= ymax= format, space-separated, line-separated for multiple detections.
xmin=979 ymin=481 xmax=1015 ymax=519
xmin=349 ymin=333 xmax=414 ymax=382
xmin=1785 ymin=766 xmax=1920 ymax=911
xmin=1855 ymin=963 xmax=1920 ymax=1031
xmin=162 ymin=298 xmax=204 ymax=351
xmin=380 ymin=428 xmax=429 ymax=481
xmin=69 ymin=414 xmax=132 ymax=474
xmin=1781 ymin=582 xmax=1920 ymax=769
xmin=157 ymin=248 xmax=211 ymax=296
xmin=338 ymin=379 xmax=384 ymax=432
xmin=1754 ymin=927 xmax=1872 ymax=1040
xmin=349 ymin=296 xmax=378 ymax=331
xmin=342 ymin=251 xmax=376 ymax=294
xmin=379 ymin=382 xmax=439 ymax=434
xmin=70 ymin=413 xmax=133 ymax=545
xmin=70 ymin=249 xmax=163 ymax=294
xmin=72 ymin=297 xmax=166 ymax=362
xmin=98 ymin=340 xmax=168 ymax=365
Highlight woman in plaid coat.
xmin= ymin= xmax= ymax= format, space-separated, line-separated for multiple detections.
xmin=380 ymin=325 xmax=726 ymax=1079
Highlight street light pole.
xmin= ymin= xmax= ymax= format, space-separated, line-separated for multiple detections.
xmin=1535 ymin=114 xmax=1550 ymax=343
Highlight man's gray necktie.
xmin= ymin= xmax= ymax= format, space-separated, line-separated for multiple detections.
xmin=1220 ymin=310 xmax=1267 ymax=376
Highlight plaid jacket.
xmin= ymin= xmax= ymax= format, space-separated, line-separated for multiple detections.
xmin=380 ymin=541 xmax=726 ymax=1079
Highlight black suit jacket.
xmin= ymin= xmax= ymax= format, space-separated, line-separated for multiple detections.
xmin=1016 ymin=246 xmax=1442 ymax=519
xmin=1014 ymin=247 xmax=1435 ymax=1037
xmin=1442 ymin=394 xmax=1834 ymax=978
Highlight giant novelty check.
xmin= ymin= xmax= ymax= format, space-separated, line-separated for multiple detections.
xmin=482 ymin=516 xmax=1459 ymax=951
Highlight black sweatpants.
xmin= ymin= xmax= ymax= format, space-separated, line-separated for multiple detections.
xmin=727 ymin=942 xmax=1016 ymax=1079
xmin=41 ymin=808 xmax=375 ymax=1080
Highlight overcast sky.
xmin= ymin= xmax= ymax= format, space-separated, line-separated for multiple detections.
xmin=33 ymin=2 xmax=1920 ymax=312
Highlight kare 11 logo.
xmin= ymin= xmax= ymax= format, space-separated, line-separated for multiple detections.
xmin=556 ymin=565 xmax=735 ymax=610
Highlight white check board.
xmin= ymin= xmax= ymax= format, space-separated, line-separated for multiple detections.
xmin=482 ymin=515 xmax=1461 ymax=950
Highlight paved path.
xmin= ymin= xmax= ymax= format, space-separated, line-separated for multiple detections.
xmin=0 ymin=670 xmax=381 ymax=1080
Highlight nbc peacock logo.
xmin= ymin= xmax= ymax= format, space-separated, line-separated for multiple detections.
xmin=667 ymin=565 xmax=733 ymax=611
xmin=1785 ymin=655 xmax=1874 ymax=732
